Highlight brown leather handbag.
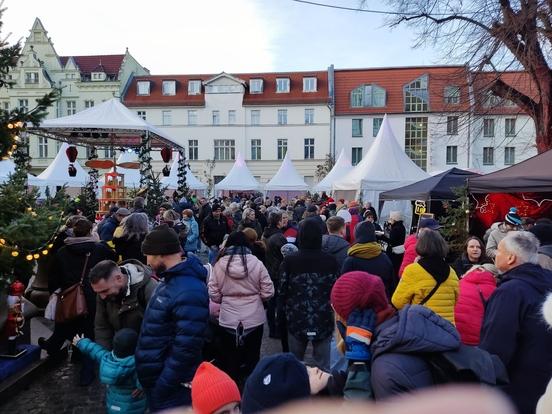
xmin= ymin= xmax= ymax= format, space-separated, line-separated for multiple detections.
xmin=55 ymin=252 xmax=90 ymax=323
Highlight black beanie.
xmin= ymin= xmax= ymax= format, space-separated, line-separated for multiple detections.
xmin=141 ymin=223 xmax=182 ymax=255
xmin=241 ymin=353 xmax=310 ymax=414
xmin=355 ymin=221 xmax=376 ymax=244
xmin=112 ymin=328 xmax=138 ymax=358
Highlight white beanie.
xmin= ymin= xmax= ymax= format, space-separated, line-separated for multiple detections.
xmin=337 ymin=209 xmax=352 ymax=223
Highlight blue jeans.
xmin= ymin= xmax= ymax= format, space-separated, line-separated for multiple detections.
xmin=208 ymin=245 xmax=219 ymax=264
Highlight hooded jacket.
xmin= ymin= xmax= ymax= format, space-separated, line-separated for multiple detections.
xmin=77 ymin=338 xmax=146 ymax=414
xmin=183 ymin=216 xmax=199 ymax=252
xmin=321 ymin=234 xmax=349 ymax=270
xmin=279 ymin=220 xmax=339 ymax=341
xmin=99 ymin=216 xmax=120 ymax=242
xmin=135 ymin=255 xmax=209 ymax=411
xmin=480 ymin=263 xmax=552 ymax=414
xmin=399 ymin=234 xmax=418 ymax=277
xmin=486 ymin=223 xmax=511 ymax=258
xmin=95 ymin=260 xmax=158 ymax=350
xmin=201 ymin=214 xmax=229 ymax=247
xmin=209 ymin=247 xmax=274 ymax=330
xmin=262 ymin=227 xmax=287 ymax=281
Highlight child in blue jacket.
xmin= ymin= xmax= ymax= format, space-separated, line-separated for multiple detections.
xmin=73 ymin=329 xmax=146 ymax=414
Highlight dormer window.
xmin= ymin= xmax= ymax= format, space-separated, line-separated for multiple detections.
xmin=350 ymin=84 xmax=386 ymax=108
xmin=25 ymin=72 xmax=39 ymax=84
xmin=250 ymin=78 xmax=263 ymax=94
xmin=303 ymin=77 xmax=317 ymax=92
xmin=276 ymin=78 xmax=290 ymax=93
xmin=137 ymin=81 xmax=150 ymax=96
xmin=188 ymin=80 xmax=201 ymax=95
xmin=91 ymin=72 xmax=106 ymax=81
xmin=162 ymin=80 xmax=176 ymax=96
xmin=404 ymin=75 xmax=429 ymax=112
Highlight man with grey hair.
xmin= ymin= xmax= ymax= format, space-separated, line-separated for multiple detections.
xmin=480 ymin=231 xmax=552 ymax=414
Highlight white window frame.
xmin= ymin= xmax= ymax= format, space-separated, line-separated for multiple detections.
xmin=444 ymin=86 xmax=460 ymax=104
xmin=67 ymin=100 xmax=76 ymax=116
xmin=162 ymin=110 xmax=172 ymax=126
xmin=447 ymin=116 xmax=459 ymax=135
xmin=162 ymin=80 xmax=176 ymax=96
xmin=137 ymin=110 xmax=146 ymax=120
xmin=352 ymin=147 xmax=362 ymax=165
xmin=38 ymin=137 xmax=48 ymax=158
xmin=188 ymin=140 xmax=198 ymax=160
xmin=228 ymin=110 xmax=236 ymax=125
xmin=352 ymin=119 xmax=363 ymax=137
xmin=276 ymin=78 xmax=290 ymax=93
xmin=251 ymin=110 xmax=260 ymax=125
xmin=303 ymin=77 xmax=317 ymax=92
xmin=446 ymin=146 xmax=458 ymax=164
xmin=277 ymin=109 xmax=288 ymax=125
xmin=373 ymin=118 xmax=383 ymax=137
xmin=18 ymin=99 xmax=28 ymax=112
xmin=188 ymin=80 xmax=201 ymax=95
xmin=404 ymin=75 xmax=429 ymax=112
xmin=25 ymin=72 xmax=39 ymax=84
xmin=251 ymin=139 xmax=261 ymax=160
xmin=277 ymin=139 xmax=288 ymax=160
xmin=212 ymin=110 xmax=220 ymax=125
xmin=84 ymin=100 xmax=94 ymax=109
xmin=504 ymin=147 xmax=515 ymax=165
xmin=214 ymin=139 xmax=235 ymax=161
xmin=188 ymin=110 xmax=198 ymax=126
xmin=483 ymin=147 xmax=494 ymax=165
xmin=249 ymin=79 xmax=263 ymax=94
xmin=304 ymin=108 xmax=314 ymax=125
xmin=304 ymin=138 xmax=315 ymax=159
xmin=137 ymin=81 xmax=150 ymax=96
xmin=505 ymin=118 xmax=516 ymax=137
xmin=483 ymin=118 xmax=495 ymax=137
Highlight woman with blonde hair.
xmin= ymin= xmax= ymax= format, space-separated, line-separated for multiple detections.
xmin=238 ymin=207 xmax=263 ymax=239
xmin=113 ymin=212 xmax=149 ymax=263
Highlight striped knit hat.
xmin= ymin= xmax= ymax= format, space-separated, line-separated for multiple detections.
xmin=505 ymin=207 xmax=522 ymax=226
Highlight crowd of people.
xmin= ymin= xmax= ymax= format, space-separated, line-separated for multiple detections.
xmin=34 ymin=193 xmax=552 ymax=414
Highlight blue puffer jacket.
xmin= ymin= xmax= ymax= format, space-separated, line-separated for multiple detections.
xmin=135 ymin=254 xmax=209 ymax=412
xmin=183 ymin=217 xmax=199 ymax=252
xmin=77 ymin=338 xmax=146 ymax=414
xmin=370 ymin=305 xmax=460 ymax=399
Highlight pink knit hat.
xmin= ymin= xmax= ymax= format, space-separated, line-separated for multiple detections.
xmin=331 ymin=271 xmax=391 ymax=321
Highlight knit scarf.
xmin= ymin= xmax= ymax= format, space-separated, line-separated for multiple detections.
xmin=348 ymin=242 xmax=382 ymax=259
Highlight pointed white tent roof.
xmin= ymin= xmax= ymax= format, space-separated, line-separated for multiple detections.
xmin=162 ymin=152 xmax=207 ymax=190
xmin=333 ymin=115 xmax=429 ymax=192
xmin=265 ymin=153 xmax=308 ymax=191
xmin=215 ymin=153 xmax=260 ymax=192
xmin=313 ymin=149 xmax=353 ymax=193
xmin=98 ymin=150 xmax=141 ymax=188
xmin=34 ymin=98 xmax=182 ymax=149
xmin=28 ymin=142 xmax=88 ymax=187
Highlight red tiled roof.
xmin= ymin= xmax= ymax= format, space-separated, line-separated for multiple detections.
xmin=123 ymin=71 xmax=329 ymax=107
xmin=334 ymin=66 xmax=470 ymax=115
xmin=59 ymin=54 xmax=125 ymax=76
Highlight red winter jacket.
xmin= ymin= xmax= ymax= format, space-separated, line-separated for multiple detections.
xmin=348 ymin=213 xmax=362 ymax=244
xmin=398 ymin=234 xmax=418 ymax=277
xmin=454 ymin=269 xmax=497 ymax=345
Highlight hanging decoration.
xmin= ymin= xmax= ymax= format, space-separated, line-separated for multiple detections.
xmin=161 ymin=146 xmax=172 ymax=177
xmin=139 ymin=133 xmax=153 ymax=189
xmin=66 ymin=145 xmax=78 ymax=177
xmin=177 ymin=148 xmax=189 ymax=196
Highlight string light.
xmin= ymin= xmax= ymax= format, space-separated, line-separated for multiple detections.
xmin=25 ymin=254 xmax=33 ymax=261
xmin=33 ymin=253 xmax=40 ymax=259
xmin=11 ymin=251 xmax=18 ymax=257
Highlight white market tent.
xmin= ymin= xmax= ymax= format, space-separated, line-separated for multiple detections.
xmin=313 ymin=148 xmax=353 ymax=193
xmin=214 ymin=153 xmax=260 ymax=193
xmin=333 ymin=115 xmax=429 ymax=228
xmin=28 ymin=142 xmax=88 ymax=195
xmin=98 ymin=151 xmax=141 ymax=188
xmin=162 ymin=152 xmax=208 ymax=192
xmin=265 ymin=152 xmax=309 ymax=196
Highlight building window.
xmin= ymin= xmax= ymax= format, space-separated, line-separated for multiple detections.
xmin=104 ymin=147 xmax=115 ymax=158
xmin=483 ymin=118 xmax=495 ymax=137
xmin=505 ymin=118 xmax=516 ymax=137
xmin=483 ymin=147 xmax=494 ymax=165
xmin=67 ymin=101 xmax=76 ymax=115
xmin=277 ymin=109 xmax=288 ymax=125
xmin=405 ymin=117 xmax=428 ymax=170
xmin=162 ymin=110 xmax=172 ymax=126
xmin=251 ymin=110 xmax=260 ymax=125
xmin=444 ymin=86 xmax=460 ymax=104
xmin=303 ymin=77 xmax=317 ymax=92
xmin=304 ymin=138 xmax=315 ymax=159
xmin=56 ymin=140 xmax=62 ymax=152
xmin=214 ymin=139 xmax=235 ymax=161
xmin=373 ymin=117 xmax=383 ymax=137
xmin=18 ymin=99 xmax=28 ymax=112
xmin=277 ymin=139 xmax=288 ymax=160
xmin=305 ymin=108 xmax=314 ymax=125
xmin=25 ymin=72 xmax=39 ymax=84
xmin=504 ymin=147 xmax=515 ymax=165
xmin=251 ymin=139 xmax=261 ymax=160
xmin=228 ymin=110 xmax=236 ymax=125
xmin=483 ymin=91 xmax=500 ymax=108
xmin=352 ymin=119 xmax=363 ymax=137
xmin=188 ymin=140 xmax=198 ymax=160
xmin=137 ymin=81 xmax=150 ymax=96
xmin=350 ymin=84 xmax=387 ymax=108
xmin=188 ymin=80 xmax=201 ymax=95
xmin=447 ymin=116 xmax=459 ymax=135
xmin=84 ymin=100 xmax=94 ymax=109
xmin=276 ymin=78 xmax=290 ymax=93
xmin=404 ymin=75 xmax=429 ymax=112
xmin=162 ymin=80 xmax=176 ymax=96
xmin=446 ymin=146 xmax=458 ymax=164
xmin=212 ymin=110 xmax=220 ymax=125
xmin=38 ymin=137 xmax=48 ymax=158
xmin=137 ymin=110 xmax=146 ymax=120
xmin=188 ymin=110 xmax=198 ymax=125
xmin=3 ymin=101 xmax=9 ymax=111
xmin=352 ymin=147 xmax=362 ymax=166
xmin=249 ymin=79 xmax=263 ymax=94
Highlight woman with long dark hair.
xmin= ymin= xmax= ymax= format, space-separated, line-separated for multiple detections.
xmin=208 ymin=231 xmax=274 ymax=384
xmin=112 ymin=212 xmax=149 ymax=264
xmin=452 ymin=236 xmax=491 ymax=278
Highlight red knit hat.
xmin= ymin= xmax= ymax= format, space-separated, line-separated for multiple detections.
xmin=331 ymin=271 xmax=391 ymax=321
xmin=192 ymin=362 xmax=241 ymax=414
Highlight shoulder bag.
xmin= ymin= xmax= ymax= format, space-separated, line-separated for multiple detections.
xmin=55 ymin=252 xmax=90 ymax=323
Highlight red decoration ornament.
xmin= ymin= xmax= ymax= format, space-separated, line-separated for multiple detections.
xmin=68 ymin=164 xmax=77 ymax=177
xmin=66 ymin=145 xmax=78 ymax=163
xmin=160 ymin=147 xmax=172 ymax=163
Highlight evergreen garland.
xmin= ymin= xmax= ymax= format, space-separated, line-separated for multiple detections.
xmin=138 ymin=133 xmax=153 ymax=188
xmin=82 ymin=147 xmax=99 ymax=221
xmin=145 ymin=173 xmax=168 ymax=218
xmin=177 ymin=148 xmax=189 ymax=197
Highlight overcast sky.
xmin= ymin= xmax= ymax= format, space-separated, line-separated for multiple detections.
xmin=5 ymin=0 xmax=456 ymax=74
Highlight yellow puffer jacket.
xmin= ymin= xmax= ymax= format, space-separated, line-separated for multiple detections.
xmin=392 ymin=262 xmax=459 ymax=324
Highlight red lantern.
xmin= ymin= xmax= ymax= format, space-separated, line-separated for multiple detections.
xmin=66 ymin=145 xmax=78 ymax=163
xmin=160 ymin=147 xmax=172 ymax=163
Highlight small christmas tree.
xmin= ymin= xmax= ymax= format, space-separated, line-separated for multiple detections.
xmin=145 ymin=173 xmax=168 ymax=218
xmin=439 ymin=186 xmax=471 ymax=258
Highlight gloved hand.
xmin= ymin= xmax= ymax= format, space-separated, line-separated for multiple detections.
xmin=337 ymin=308 xmax=376 ymax=362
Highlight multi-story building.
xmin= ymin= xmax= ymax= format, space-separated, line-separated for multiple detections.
xmin=2 ymin=18 xmax=149 ymax=173
xmin=122 ymin=71 xmax=331 ymax=186
xmin=332 ymin=65 xmax=537 ymax=174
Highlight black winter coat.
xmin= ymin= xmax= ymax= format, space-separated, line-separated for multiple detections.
xmin=113 ymin=234 xmax=147 ymax=264
xmin=262 ymin=227 xmax=286 ymax=281
xmin=341 ymin=252 xmax=396 ymax=299
xmin=201 ymin=215 xmax=229 ymax=247
xmin=321 ymin=234 xmax=349 ymax=270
